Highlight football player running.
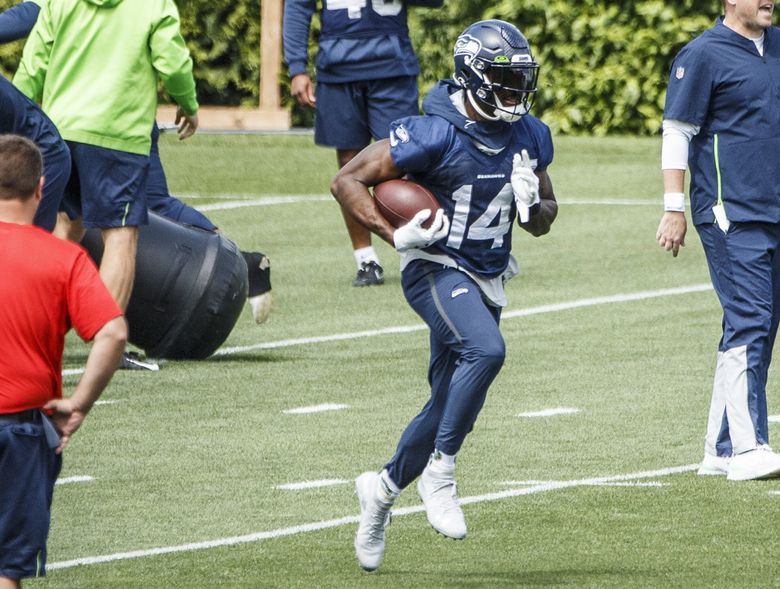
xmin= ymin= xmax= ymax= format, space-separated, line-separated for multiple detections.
xmin=331 ymin=19 xmax=558 ymax=571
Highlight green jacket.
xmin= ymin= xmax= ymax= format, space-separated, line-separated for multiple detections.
xmin=14 ymin=0 xmax=198 ymax=155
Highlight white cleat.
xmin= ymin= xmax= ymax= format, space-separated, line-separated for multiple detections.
xmin=727 ymin=445 xmax=780 ymax=481
xmin=417 ymin=460 xmax=467 ymax=540
xmin=697 ymin=453 xmax=730 ymax=476
xmin=354 ymin=472 xmax=393 ymax=572
xmin=248 ymin=291 xmax=272 ymax=324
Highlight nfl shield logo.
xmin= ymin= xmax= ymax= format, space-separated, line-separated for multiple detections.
xmin=676 ymin=67 xmax=685 ymax=80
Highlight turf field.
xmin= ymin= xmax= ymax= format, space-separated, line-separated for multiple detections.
xmin=40 ymin=133 xmax=780 ymax=588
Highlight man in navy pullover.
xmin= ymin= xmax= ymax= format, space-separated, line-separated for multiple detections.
xmin=657 ymin=0 xmax=780 ymax=481
xmin=284 ymin=0 xmax=442 ymax=287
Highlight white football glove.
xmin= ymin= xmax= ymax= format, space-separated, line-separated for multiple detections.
xmin=393 ymin=208 xmax=450 ymax=252
xmin=511 ymin=149 xmax=540 ymax=223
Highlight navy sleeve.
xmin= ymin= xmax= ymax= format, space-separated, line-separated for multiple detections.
xmin=0 ymin=2 xmax=40 ymax=44
xmin=389 ymin=116 xmax=450 ymax=174
xmin=535 ymin=121 xmax=554 ymax=172
xmin=663 ymin=43 xmax=714 ymax=127
xmin=283 ymin=0 xmax=316 ymax=79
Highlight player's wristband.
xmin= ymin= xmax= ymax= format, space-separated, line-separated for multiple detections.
xmin=663 ymin=192 xmax=685 ymax=213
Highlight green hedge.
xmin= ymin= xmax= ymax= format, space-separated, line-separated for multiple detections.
xmin=0 ymin=0 xmax=722 ymax=134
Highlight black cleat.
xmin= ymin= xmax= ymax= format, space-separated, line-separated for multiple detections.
xmin=352 ymin=261 xmax=384 ymax=287
xmin=242 ymin=251 xmax=272 ymax=324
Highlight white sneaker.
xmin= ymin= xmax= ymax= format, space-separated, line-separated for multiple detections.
xmin=417 ymin=459 xmax=467 ymax=540
xmin=354 ymin=472 xmax=394 ymax=571
xmin=697 ymin=453 xmax=730 ymax=476
xmin=727 ymin=445 xmax=780 ymax=481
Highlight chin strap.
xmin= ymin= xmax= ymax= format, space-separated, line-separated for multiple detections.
xmin=466 ymin=90 xmax=525 ymax=123
xmin=466 ymin=90 xmax=500 ymax=121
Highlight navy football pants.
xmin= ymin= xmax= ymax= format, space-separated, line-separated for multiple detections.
xmin=697 ymin=222 xmax=780 ymax=456
xmin=385 ymin=262 xmax=505 ymax=489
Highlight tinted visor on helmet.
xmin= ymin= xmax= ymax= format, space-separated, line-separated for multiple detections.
xmin=486 ymin=63 xmax=539 ymax=108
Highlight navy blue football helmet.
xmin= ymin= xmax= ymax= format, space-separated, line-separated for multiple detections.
xmin=453 ymin=20 xmax=539 ymax=123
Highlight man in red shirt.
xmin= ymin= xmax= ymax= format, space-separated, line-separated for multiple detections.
xmin=0 ymin=135 xmax=127 ymax=588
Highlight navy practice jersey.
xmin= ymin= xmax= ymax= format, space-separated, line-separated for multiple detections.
xmin=284 ymin=0 xmax=442 ymax=83
xmin=664 ymin=18 xmax=780 ymax=224
xmin=389 ymin=81 xmax=553 ymax=279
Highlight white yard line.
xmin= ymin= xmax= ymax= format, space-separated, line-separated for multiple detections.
xmin=170 ymin=193 xmax=656 ymax=211
xmin=195 ymin=195 xmax=332 ymax=211
xmin=769 ymin=415 xmax=780 ymax=423
xmin=282 ymin=403 xmax=349 ymax=415
xmin=62 ymin=284 xmax=712 ymax=374
xmin=47 ymin=463 xmax=697 ymax=571
xmin=216 ymin=284 xmax=713 ymax=356
xmin=55 ymin=476 xmax=94 ymax=486
xmin=274 ymin=479 xmax=349 ymax=491
xmin=94 ymin=400 xmax=121 ymax=406
xmin=499 ymin=480 xmax=667 ymax=488
xmin=518 ymin=407 xmax=580 ymax=418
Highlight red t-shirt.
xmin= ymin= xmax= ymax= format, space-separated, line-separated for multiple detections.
xmin=0 ymin=222 xmax=123 ymax=412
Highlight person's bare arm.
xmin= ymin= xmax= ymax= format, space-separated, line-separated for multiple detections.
xmin=656 ymin=168 xmax=687 ymax=257
xmin=44 ymin=316 xmax=127 ymax=453
xmin=330 ymin=140 xmax=405 ymax=245
xmin=519 ymin=170 xmax=558 ymax=237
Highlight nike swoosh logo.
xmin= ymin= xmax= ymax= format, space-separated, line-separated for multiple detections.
xmin=451 ymin=287 xmax=469 ymax=299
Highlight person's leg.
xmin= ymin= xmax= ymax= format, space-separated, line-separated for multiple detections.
xmin=0 ymin=419 xmax=61 ymax=586
xmin=698 ymin=222 xmax=780 ymax=480
xmin=315 ymin=81 xmax=384 ymax=285
xmin=99 ymin=225 xmax=139 ymax=311
xmin=32 ymin=144 xmax=71 ymax=232
xmin=0 ymin=577 xmax=20 ymax=588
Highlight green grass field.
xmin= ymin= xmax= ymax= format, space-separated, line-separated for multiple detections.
xmin=37 ymin=133 xmax=780 ymax=588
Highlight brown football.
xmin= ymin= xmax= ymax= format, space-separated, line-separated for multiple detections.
xmin=373 ymin=179 xmax=441 ymax=229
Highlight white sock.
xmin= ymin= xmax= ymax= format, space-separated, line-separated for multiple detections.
xmin=378 ymin=469 xmax=400 ymax=503
xmin=354 ymin=246 xmax=379 ymax=270
xmin=431 ymin=449 xmax=456 ymax=469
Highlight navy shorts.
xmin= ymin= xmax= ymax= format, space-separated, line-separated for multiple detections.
xmin=314 ymin=76 xmax=419 ymax=150
xmin=0 ymin=414 xmax=62 ymax=580
xmin=63 ymin=141 xmax=150 ymax=229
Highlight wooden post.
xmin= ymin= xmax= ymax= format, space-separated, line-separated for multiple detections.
xmin=260 ymin=0 xmax=283 ymax=111
xmin=157 ymin=0 xmax=290 ymax=131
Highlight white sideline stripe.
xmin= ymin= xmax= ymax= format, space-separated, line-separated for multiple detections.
xmin=94 ymin=400 xmax=121 ymax=406
xmin=274 ymin=479 xmax=349 ymax=491
xmin=47 ymin=463 xmax=696 ymax=571
xmin=282 ymin=403 xmax=349 ymax=415
xmin=769 ymin=415 xmax=780 ymax=423
xmin=770 ymin=491 xmax=780 ymax=496
xmin=518 ymin=407 xmax=580 ymax=418
xmin=55 ymin=476 xmax=93 ymax=486
xmin=63 ymin=368 xmax=85 ymax=377
xmin=215 ymin=284 xmax=713 ymax=356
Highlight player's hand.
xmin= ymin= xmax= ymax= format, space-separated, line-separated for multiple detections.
xmin=175 ymin=107 xmax=198 ymax=141
xmin=42 ymin=398 xmax=87 ymax=454
xmin=291 ymin=74 xmax=316 ymax=108
xmin=393 ymin=208 xmax=450 ymax=252
xmin=511 ymin=149 xmax=540 ymax=223
xmin=656 ymin=211 xmax=687 ymax=257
